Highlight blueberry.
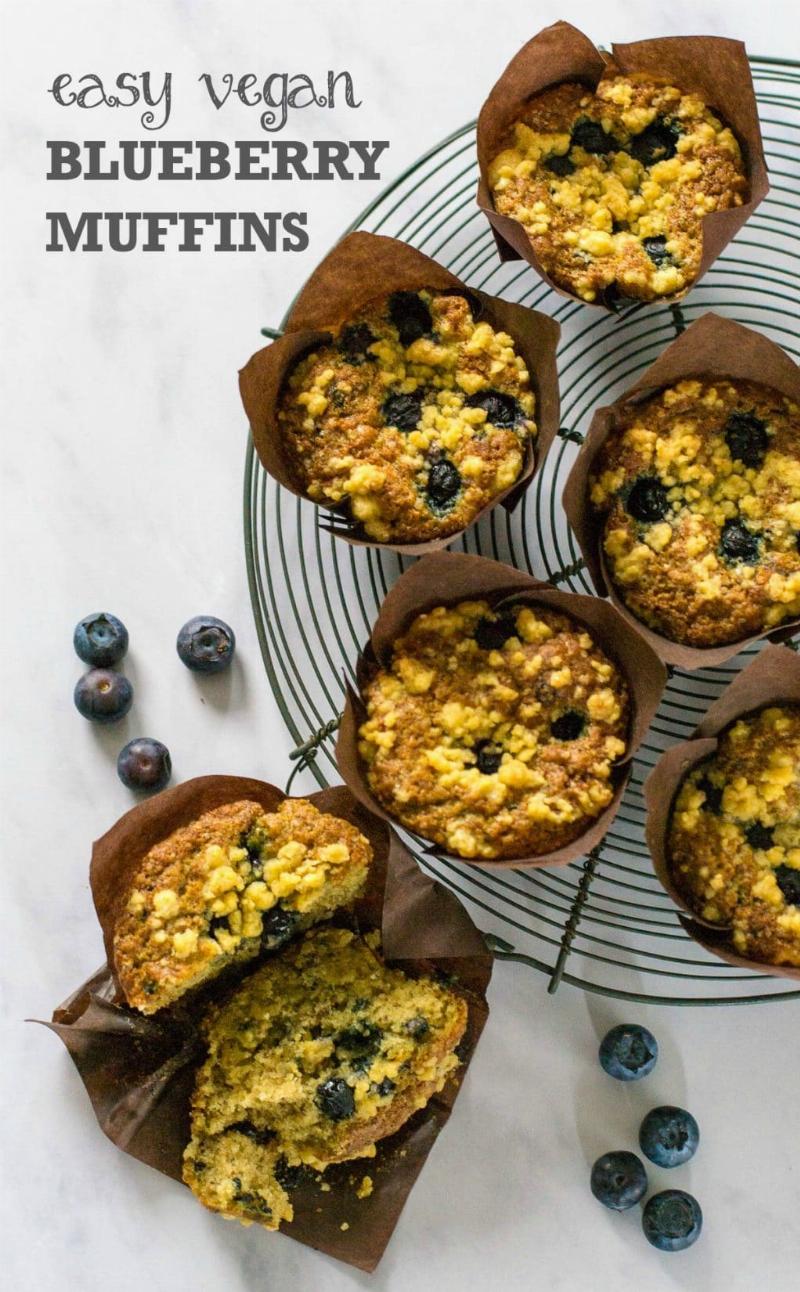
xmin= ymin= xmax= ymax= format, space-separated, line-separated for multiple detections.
xmin=176 ymin=616 xmax=235 ymax=673
xmin=425 ymin=459 xmax=461 ymax=511
xmin=626 ymin=476 xmax=669 ymax=523
xmin=73 ymin=612 xmax=129 ymax=667
xmin=774 ymin=865 xmax=800 ymax=905
xmin=273 ymin=1156 xmax=311 ymax=1190
xmin=590 ymin=1151 xmax=648 ymax=1211
xmin=474 ymin=611 xmax=518 ymax=651
xmin=631 ymin=118 xmax=680 ymax=167
xmin=315 ymin=1077 xmax=355 ymax=1121
xmin=383 ymin=390 xmax=425 ymax=431
xmin=544 ymin=152 xmax=575 ymax=177
xmin=474 ymin=740 xmax=503 ymax=775
xmin=642 ymin=235 xmax=672 ymax=267
xmin=571 ymin=118 xmax=617 ymax=155
xmin=718 ymin=519 xmax=760 ymax=565
xmin=74 ymin=669 xmax=133 ymax=724
xmin=551 ymin=710 xmax=586 ymax=741
xmin=261 ymin=904 xmax=298 ymax=950
xmin=117 ymin=737 xmax=171 ymax=791
xmin=335 ymin=1022 xmax=383 ymax=1068
xmin=696 ymin=773 xmax=723 ymax=815
xmin=373 ymin=1077 xmax=396 ymax=1097
xmin=464 ymin=389 xmax=523 ymax=428
xmin=639 ymin=1106 xmax=700 ymax=1168
xmin=642 ymin=1190 xmax=703 ymax=1252
xmin=599 ymin=1023 xmax=658 ymax=1081
xmin=228 ymin=1121 xmax=276 ymax=1146
xmin=338 ymin=322 xmax=376 ymax=363
xmin=744 ymin=821 xmax=774 ymax=850
xmin=724 ymin=411 xmax=768 ymax=468
xmin=388 ymin=291 xmax=432 ymax=347
xmin=405 ymin=1015 xmax=430 ymax=1039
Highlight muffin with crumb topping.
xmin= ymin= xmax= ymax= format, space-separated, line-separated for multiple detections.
xmin=589 ymin=376 xmax=800 ymax=647
xmin=182 ymin=925 xmax=467 ymax=1229
xmin=357 ymin=598 xmax=630 ymax=859
xmin=112 ymin=798 xmax=372 ymax=1013
xmin=277 ymin=289 xmax=537 ymax=543
xmin=487 ymin=74 xmax=747 ymax=304
xmin=668 ymin=705 xmax=800 ymax=967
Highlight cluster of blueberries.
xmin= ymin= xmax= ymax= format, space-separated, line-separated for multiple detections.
xmin=592 ymin=1023 xmax=702 ymax=1253
xmin=72 ymin=611 xmax=236 ymax=792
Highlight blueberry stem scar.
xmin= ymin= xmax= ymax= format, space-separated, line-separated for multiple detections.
xmin=548 ymin=842 xmax=605 ymax=994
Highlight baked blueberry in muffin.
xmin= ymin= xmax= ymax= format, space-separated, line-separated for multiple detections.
xmin=277 ymin=290 xmax=537 ymax=543
xmin=487 ymin=75 xmax=747 ymax=303
xmin=358 ymin=599 xmax=630 ymax=858
xmin=668 ymin=705 xmax=800 ymax=967
xmin=590 ymin=378 xmax=800 ymax=646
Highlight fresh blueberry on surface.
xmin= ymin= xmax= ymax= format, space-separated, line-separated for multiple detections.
xmin=590 ymin=1151 xmax=648 ymax=1211
xmin=117 ymin=737 xmax=171 ymax=791
xmin=425 ymin=459 xmax=461 ymax=511
xmin=74 ymin=669 xmax=133 ymax=724
xmin=724 ymin=411 xmax=768 ymax=468
xmin=696 ymin=773 xmax=723 ymax=815
xmin=338 ymin=322 xmax=376 ymax=363
xmin=744 ymin=821 xmax=775 ymax=851
xmin=642 ymin=1190 xmax=703 ymax=1252
xmin=544 ymin=152 xmax=576 ymax=177
xmin=639 ymin=1106 xmax=699 ymax=1168
xmin=718 ymin=519 xmax=760 ymax=565
xmin=642 ymin=235 xmax=672 ymax=267
xmin=176 ymin=615 xmax=236 ymax=673
xmin=261 ymin=904 xmax=298 ymax=949
xmin=625 ymin=476 xmax=669 ymax=523
xmin=599 ymin=1023 xmax=658 ymax=1081
xmin=474 ymin=612 xmax=518 ymax=651
xmin=382 ymin=390 xmax=425 ymax=431
xmin=73 ymin=612 xmax=129 ymax=667
xmin=388 ymin=291 xmax=432 ymax=347
xmin=630 ymin=118 xmax=680 ymax=166
xmin=474 ymin=740 xmax=503 ymax=775
xmin=315 ymin=1077 xmax=355 ymax=1121
xmin=774 ymin=864 xmax=800 ymax=905
xmin=571 ymin=118 xmax=617 ymax=155
xmin=550 ymin=710 xmax=586 ymax=741
xmin=464 ymin=389 xmax=523 ymax=427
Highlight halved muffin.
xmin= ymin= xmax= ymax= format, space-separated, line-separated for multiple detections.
xmin=113 ymin=798 xmax=372 ymax=1013
xmin=182 ymin=926 xmax=468 ymax=1228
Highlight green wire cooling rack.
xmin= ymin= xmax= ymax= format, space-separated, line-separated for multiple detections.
xmin=245 ymin=56 xmax=800 ymax=1006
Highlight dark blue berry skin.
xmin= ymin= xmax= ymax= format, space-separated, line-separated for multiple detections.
xmin=599 ymin=1023 xmax=658 ymax=1081
xmin=117 ymin=737 xmax=171 ymax=792
xmin=74 ymin=669 xmax=133 ymax=724
xmin=639 ymin=1106 xmax=699 ymax=1168
xmin=590 ymin=1152 xmax=648 ymax=1211
xmin=176 ymin=616 xmax=235 ymax=673
xmin=315 ymin=1078 xmax=355 ymax=1121
xmin=73 ymin=613 xmax=128 ymax=667
xmin=643 ymin=1190 xmax=703 ymax=1252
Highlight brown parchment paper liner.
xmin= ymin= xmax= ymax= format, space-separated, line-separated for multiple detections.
xmin=563 ymin=313 xmax=800 ymax=669
xmin=476 ymin=21 xmax=769 ymax=311
xmin=239 ymin=231 xmax=560 ymax=555
xmin=336 ymin=550 xmax=666 ymax=869
xmin=644 ymin=644 xmax=800 ymax=980
xmin=44 ymin=776 xmax=492 ymax=1272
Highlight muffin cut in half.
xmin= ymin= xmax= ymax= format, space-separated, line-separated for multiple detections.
xmin=182 ymin=926 xmax=468 ymax=1229
xmin=113 ymin=798 xmax=373 ymax=1013
xmin=668 ymin=704 xmax=800 ymax=968
xmin=277 ymin=288 xmax=537 ymax=543
xmin=357 ymin=598 xmax=631 ymax=859
xmin=488 ymin=74 xmax=747 ymax=304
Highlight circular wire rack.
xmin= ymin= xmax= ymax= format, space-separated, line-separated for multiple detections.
xmin=245 ymin=56 xmax=800 ymax=1005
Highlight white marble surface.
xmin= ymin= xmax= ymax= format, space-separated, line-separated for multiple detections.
xmin=2 ymin=1 xmax=799 ymax=1288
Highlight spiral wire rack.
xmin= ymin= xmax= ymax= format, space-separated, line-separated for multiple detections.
xmin=245 ymin=56 xmax=800 ymax=1004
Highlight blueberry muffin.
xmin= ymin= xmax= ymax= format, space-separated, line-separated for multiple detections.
xmin=589 ymin=378 xmax=800 ymax=647
xmin=358 ymin=599 xmax=630 ymax=858
xmin=668 ymin=705 xmax=800 ymax=966
xmin=113 ymin=799 xmax=372 ymax=1013
xmin=487 ymin=75 xmax=747 ymax=303
xmin=277 ymin=289 xmax=537 ymax=542
xmin=182 ymin=926 xmax=468 ymax=1229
